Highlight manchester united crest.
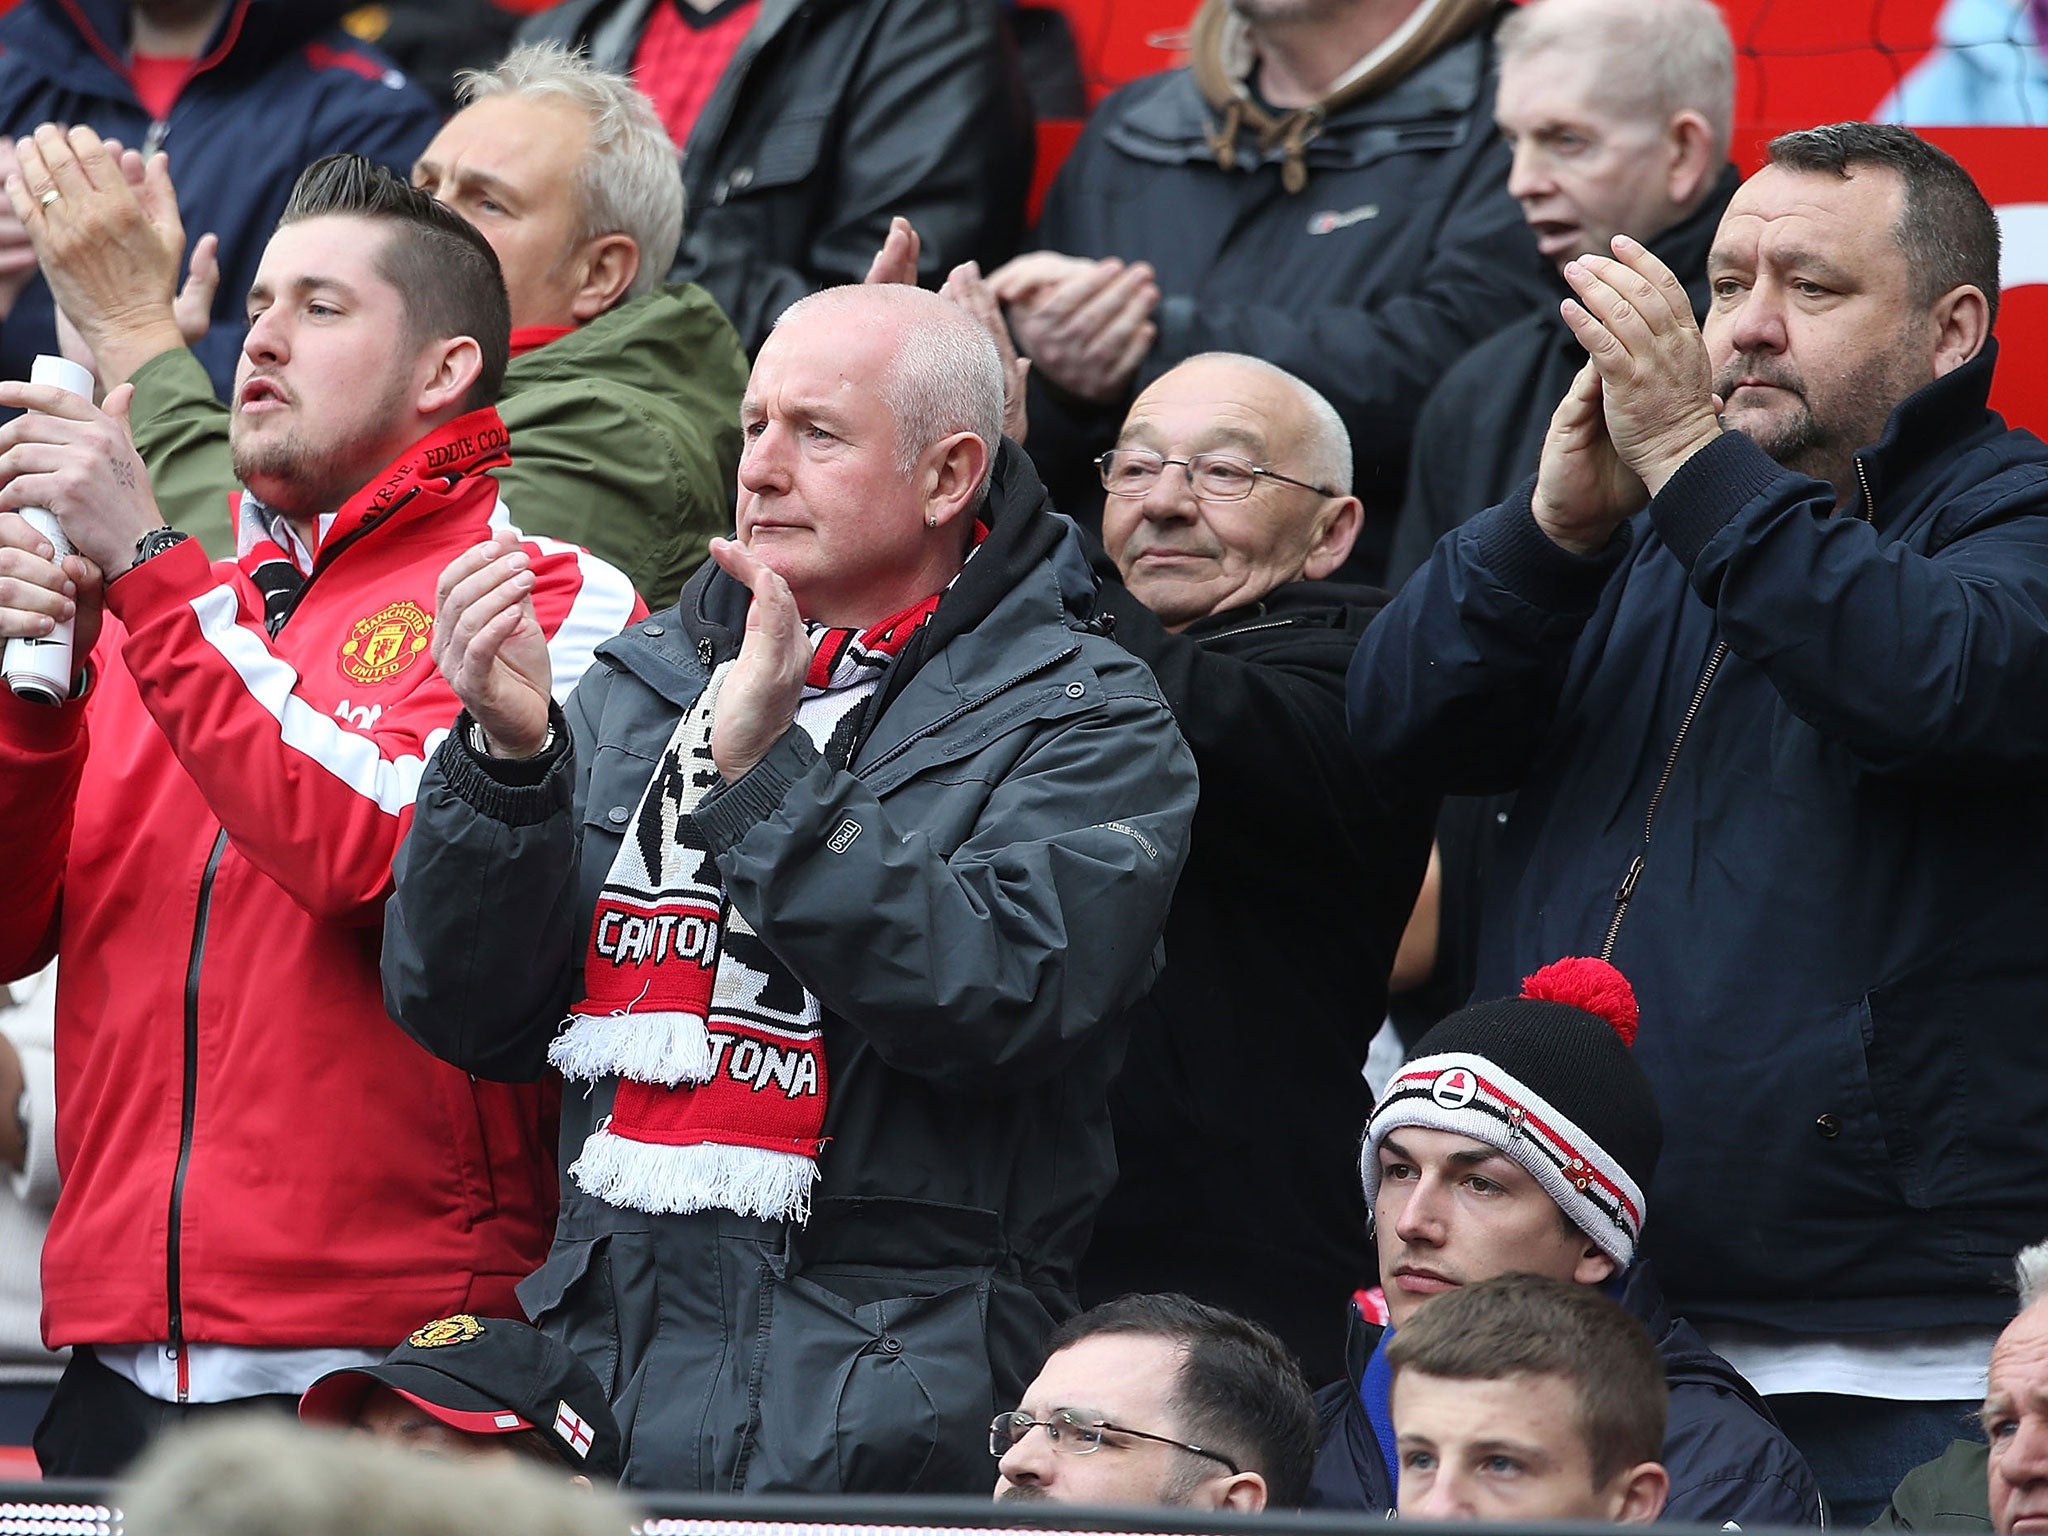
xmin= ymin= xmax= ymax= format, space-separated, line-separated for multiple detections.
xmin=340 ymin=600 xmax=433 ymax=685
xmin=407 ymin=1314 xmax=485 ymax=1349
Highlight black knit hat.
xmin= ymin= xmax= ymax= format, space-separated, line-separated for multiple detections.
xmin=1361 ymin=958 xmax=1663 ymax=1267
xmin=299 ymin=1314 xmax=620 ymax=1479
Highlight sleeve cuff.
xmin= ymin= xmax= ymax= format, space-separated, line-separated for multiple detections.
xmin=694 ymin=726 xmax=823 ymax=853
xmin=437 ymin=703 xmax=574 ymax=827
xmin=1469 ymin=477 xmax=1631 ymax=614
xmin=1647 ymin=431 xmax=1790 ymax=570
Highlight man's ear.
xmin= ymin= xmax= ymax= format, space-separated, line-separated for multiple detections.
xmin=1606 ymin=1460 xmax=1669 ymax=1524
xmin=1663 ymin=110 xmax=1717 ymax=210
xmin=922 ymin=430 xmax=992 ymax=536
xmin=570 ymin=234 xmax=641 ymax=322
xmin=1572 ymin=1242 xmax=1618 ymax=1289
xmin=1928 ymin=285 xmax=1992 ymax=378
xmin=415 ymin=335 xmax=484 ymax=418
xmin=1301 ymin=494 xmax=1363 ymax=580
xmin=1201 ymin=1471 xmax=1269 ymax=1514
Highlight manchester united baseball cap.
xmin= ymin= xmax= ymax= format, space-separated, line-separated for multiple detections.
xmin=299 ymin=1314 xmax=621 ymax=1479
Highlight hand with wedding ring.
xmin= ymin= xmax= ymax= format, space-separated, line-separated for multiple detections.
xmin=0 ymin=138 xmax=40 ymax=322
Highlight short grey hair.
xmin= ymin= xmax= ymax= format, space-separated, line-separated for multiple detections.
xmin=2018 ymin=1239 xmax=2048 ymax=1311
xmin=1179 ymin=351 xmax=1353 ymax=495
xmin=777 ymin=285 xmax=1005 ymax=502
xmin=456 ymin=42 xmax=684 ymax=301
xmin=117 ymin=1417 xmax=635 ymax=1536
xmin=1498 ymin=0 xmax=1735 ymax=160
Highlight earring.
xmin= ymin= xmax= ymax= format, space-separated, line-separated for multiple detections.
xmin=926 ymin=513 xmax=938 ymax=529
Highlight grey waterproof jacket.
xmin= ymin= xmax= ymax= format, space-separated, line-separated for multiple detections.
xmin=382 ymin=443 xmax=1197 ymax=1491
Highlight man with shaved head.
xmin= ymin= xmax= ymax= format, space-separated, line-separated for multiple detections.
xmin=382 ymin=282 xmax=1199 ymax=1491
xmin=1076 ymin=353 xmax=1434 ymax=1384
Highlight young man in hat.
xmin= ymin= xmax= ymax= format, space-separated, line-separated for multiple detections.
xmin=1311 ymin=958 xmax=1823 ymax=1526
xmin=300 ymin=1313 xmax=620 ymax=1485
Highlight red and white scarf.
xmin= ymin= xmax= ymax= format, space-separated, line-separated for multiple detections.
xmin=550 ymin=592 xmax=945 ymax=1220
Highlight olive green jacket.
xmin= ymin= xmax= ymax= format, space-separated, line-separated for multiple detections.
xmin=126 ymin=282 xmax=747 ymax=609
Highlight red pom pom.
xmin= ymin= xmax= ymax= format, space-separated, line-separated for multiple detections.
xmin=1520 ymin=957 xmax=1640 ymax=1046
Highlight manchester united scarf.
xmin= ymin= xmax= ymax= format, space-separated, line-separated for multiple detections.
xmin=548 ymin=593 xmax=944 ymax=1221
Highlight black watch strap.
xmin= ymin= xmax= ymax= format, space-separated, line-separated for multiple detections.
xmin=122 ymin=527 xmax=191 ymax=579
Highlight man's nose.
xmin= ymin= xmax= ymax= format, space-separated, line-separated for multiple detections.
xmin=243 ymin=306 xmax=287 ymax=366
xmin=738 ymin=422 xmax=790 ymax=493
xmin=2007 ymin=1417 xmax=2048 ymax=1483
xmin=1393 ymin=1181 xmax=1446 ymax=1243
xmin=1506 ymin=140 xmax=1551 ymax=201
xmin=1409 ymin=1467 xmax=1473 ymax=1520
xmin=996 ymin=1425 xmax=1054 ymax=1488
xmin=1724 ymin=285 xmax=1788 ymax=358
xmin=1137 ymin=461 xmax=1197 ymax=521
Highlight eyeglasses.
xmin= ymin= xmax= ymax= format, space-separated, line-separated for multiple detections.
xmin=989 ymin=1409 xmax=1242 ymax=1473
xmin=1096 ymin=448 xmax=1334 ymax=503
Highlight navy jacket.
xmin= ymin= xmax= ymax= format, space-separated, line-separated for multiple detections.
xmin=1310 ymin=1266 xmax=1824 ymax=1525
xmin=1349 ymin=345 xmax=2048 ymax=1334
xmin=0 ymin=0 xmax=440 ymax=396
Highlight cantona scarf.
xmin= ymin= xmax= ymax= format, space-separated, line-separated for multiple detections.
xmin=549 ymin=592 xmax=947 ymax=1221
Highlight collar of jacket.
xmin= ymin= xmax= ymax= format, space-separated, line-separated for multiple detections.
xmin=1182 ymin=576 xmax=1390 ymax=642
xmin=1850 ymin=339 xmax=2007 ymax=528
xmin=1107 ymin=5 xmax=1492 ymax=173
xmin=9 ymin=0 xmax=351 ymax=96
xmin=1189 ymin=0 xmax=1497 ymax=191
xmin=601 ymin=439 xmax=1088 ymax=715
xmin=284 ymin=405 xmax=511 ymax=573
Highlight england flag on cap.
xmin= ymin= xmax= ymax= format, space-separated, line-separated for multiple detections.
xmin=554 ymin=1400 xmax=594 ymax=1459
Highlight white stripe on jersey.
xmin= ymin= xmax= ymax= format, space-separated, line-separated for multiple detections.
xmin=187 ymin=584 xmax=449 ymax=817
xmin=491 ymin=493 xmax=642 ymax=699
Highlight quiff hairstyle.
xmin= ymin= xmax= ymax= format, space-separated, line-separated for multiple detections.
xmin=279 ymin=155 xmax=509 ymax=413
xmin=1767 ymin=121 xmax=2002 ymax=328
xmin=456 ymin=42 xmax=686 ymax=301
xmin=1043 ymin=1293 xmax=1321 ymax=1507
xmin=1497 ymin=0 xmax=1735 ymax=159
xmin=1387 ymin=1272 xmax=1667 ymax=1487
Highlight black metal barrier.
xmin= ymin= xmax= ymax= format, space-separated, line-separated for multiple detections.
xmin=0 ymin=1483 xmax=1812 ymax=1536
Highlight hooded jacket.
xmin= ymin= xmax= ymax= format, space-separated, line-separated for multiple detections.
xmin=381 ymin=442 xmax=1198 ymax=1489
xmin=1077 ymin=570 xmax=1435 ymax=1384
xmin=0 ymin=0 xmax=440 ymax=398
xmin=0 ymin=409 xmax=643 ymax=1358
xmin=1349 ymin=343 xmax=2048 ymax=1335
xmin=520 ymin=0 xmax=1032 ymax=354
xmin=1024 ymin=1 xmax=1551 ymax=582
xmin=1310 ymin=1265 xmax=1825 ymax=1525
xmin=123 ymin=282 xmax=750 ymax=609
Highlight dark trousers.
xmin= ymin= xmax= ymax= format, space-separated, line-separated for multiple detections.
xmin=1770 ymin=1392 xmax=1987 ymax=1530
xmin=34 ymin=1347 xmax=298 ymax=1478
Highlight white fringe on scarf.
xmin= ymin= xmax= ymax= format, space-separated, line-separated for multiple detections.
xmin=568 ymin=1127 xmax=819 ymax=1222
xmin=548 ymin=1009 xmax=714 ymax=1087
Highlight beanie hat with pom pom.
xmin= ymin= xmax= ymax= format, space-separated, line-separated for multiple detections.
xmin=1360 ymin=957 xmax=1661 ymax=1267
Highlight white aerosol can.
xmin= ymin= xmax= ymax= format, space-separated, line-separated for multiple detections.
xmin=3 ymin=354 xmax=97 ymax=705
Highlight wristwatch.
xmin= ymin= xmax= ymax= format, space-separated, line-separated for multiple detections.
xmin=468 ymin=717 xmax=557 ymax=760
xmin=118 ymin=526 xmax=191 ymax=579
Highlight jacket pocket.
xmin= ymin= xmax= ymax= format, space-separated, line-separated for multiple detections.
xmin=520 ymin=1235 xmax=624 ymax=1397
xmin=713 ymin=108 xmax=831 ymax=202
xmin=740 ymin=1266 xmax=995 ymax=1493
xmin=1860 ymin=975 xmax=1971 ymax=1211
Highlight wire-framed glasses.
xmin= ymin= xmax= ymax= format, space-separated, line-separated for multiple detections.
xmin=1095 ymin=447 xmax=1334 ymax=502
xmin=989 ymin=1409 xmax=1242 ymax=1473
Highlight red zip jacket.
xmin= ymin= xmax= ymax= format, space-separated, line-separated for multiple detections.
xmin=0 ymin=409 xmax=645 ymax=1355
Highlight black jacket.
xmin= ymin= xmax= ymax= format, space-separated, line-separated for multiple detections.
xmin=383 ymin=444 xmax=1197 ymax=1490
xmin=1309 ymin=1266 xmax=1824 ymax=1525
xmin=0 ymin=0 xmax=439 ymax=397
xmin=1386 ymin=164 xmax=1743 ymax=588
xmin=522 ymin=0 xmax=1032 ymax=354
xmin=1025 ymin=11 xmax=1550 ymax=582
xmin=1350 ymin=344 xmax=2048 ymax=1333
xmin=1078 ymin=571 xmax=1435 ymax=1383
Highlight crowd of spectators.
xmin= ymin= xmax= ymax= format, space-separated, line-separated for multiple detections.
xmin=0 ymin=0 xmax=2044 ymax=1529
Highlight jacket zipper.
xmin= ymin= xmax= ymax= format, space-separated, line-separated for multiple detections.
xmin=858 ymin=644 xmax=1082 ymax=775
xmin=160 ymin=492 xmax=387 ymax=1398
xmin=1597 ymin=458 xmax=1879 ymax=962
xmin=1597 ymin=641 xmax=1725 ymax=961
xmin=166 ymin=828 xmax=228 ymax=1400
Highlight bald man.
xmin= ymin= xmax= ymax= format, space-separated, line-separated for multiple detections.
xmin=1076 ymin=354 xmax=1435 ymax=1383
